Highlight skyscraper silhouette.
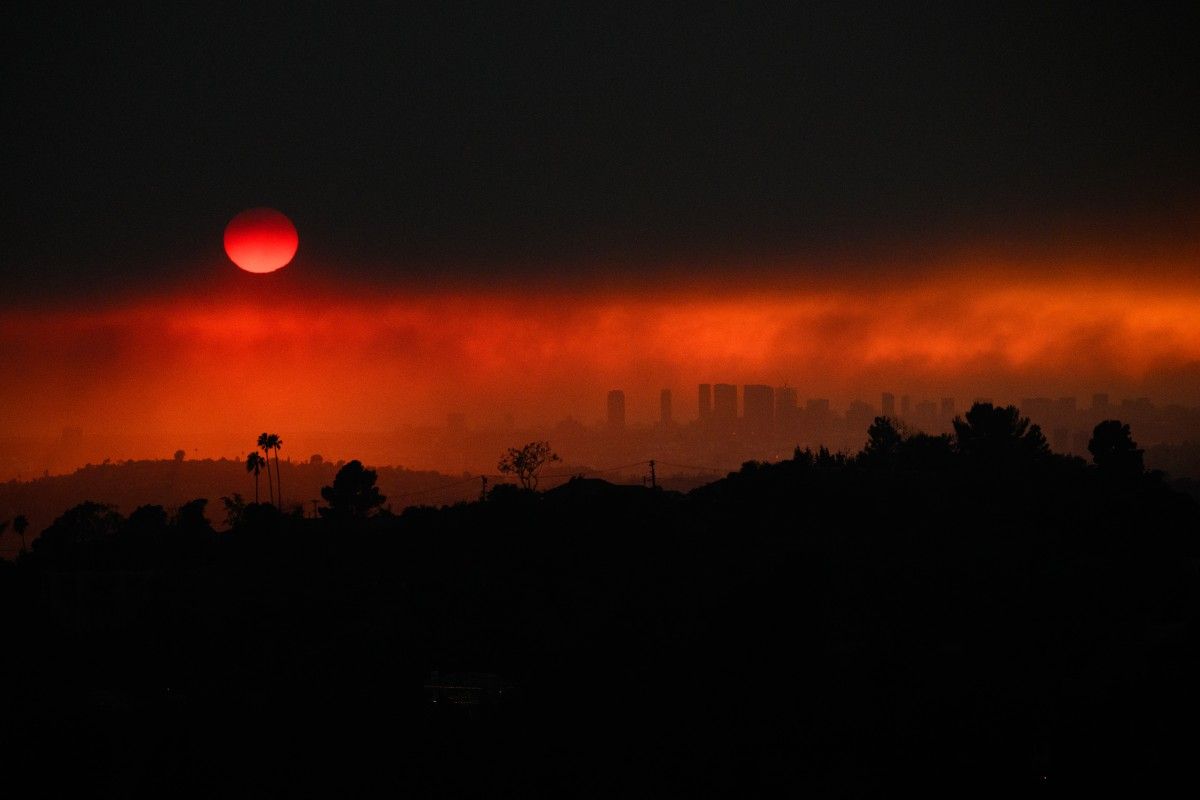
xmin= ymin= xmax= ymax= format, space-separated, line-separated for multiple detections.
xmin=742 ymin=385 xmax=774 ymax=436
xmin=698 ymin=384 xmax=712 ymax=422
xmin=713 ymin=384 xmax=737 ymax=430
xmin=882 ymin=392 xmax=895 ymax=418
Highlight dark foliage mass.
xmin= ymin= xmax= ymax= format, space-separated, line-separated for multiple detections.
xmin=1 ymin=408 xmax=1198 ymax=795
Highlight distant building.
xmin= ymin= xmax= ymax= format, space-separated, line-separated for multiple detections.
xmin=776 ymin=386 xmax=799 ymax=430
xmin=1056 ymin=397 xmax=1077 ymax=415
xmin=806 ymin=398 xmax=833 ymax=442
xmin=698 ymin=384 xmax=713 ymax=422
xmin=607 ymin=390 xmax=626 ymax=428
xmin=940 ymin=397 xmax=955 ymax=417
xmin=900 ymin=395 xmax=911 ymax=417
xmin=846 ymin=400 xmax=875 ymax=435
xmin=742 ymin=384 xmax=774 ymax=435
xmin=660 ymin=389 xmax=673 ymax=426
xmin=1052 ymin=426 xmax=1070 ymax=452
xmin=713 ymin=384 xmax=737 ymax=428
xmin=1120 ymin=397 xmax=1153 ymax=415
xmin=1022 ymin=397 xmax=1053 ymax=419
xmin=1092 ymin=393 xmax=1110 ymax=414
xmin=881 ymin=392 xmax=896 ymax=417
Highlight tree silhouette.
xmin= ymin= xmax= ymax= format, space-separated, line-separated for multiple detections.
xmin=12 ymin=515 xmax=28 ymax=554
xmin=221 ymin=494 xmax=247 ymax=529
xmin=256 ymin=433 xmax=276 ymax=506
xmin=863 ymin=416 xmax=904 ymax=463
xmin=1088 ymin=420 xmax=1144 ymax=476
xmin=245 ymin=452 xmax=267 ymax=504
xmin=31 ymin=502 xmax=123 ymax=561
xmin=952 ymin=402 xmax=1050 ymax=462
xmin=174 ymin=498 xmax=212 ymax=535
xmin=319 ymin=460 xmax=387 ymax=519
xmin=498 ymin=441 xmax=561 ymax=490
xmin=268 ymin=434 xmax=284 ymax=507
xmin=173 ymin=449 xmax=186 ymax=463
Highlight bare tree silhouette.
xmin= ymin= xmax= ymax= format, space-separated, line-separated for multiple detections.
xmin=498 ymin=441 xmax=561 ymax=490
xmin=246 ymin=452 xmax=267 ymax=504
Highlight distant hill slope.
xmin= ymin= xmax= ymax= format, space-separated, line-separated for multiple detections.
xmin=0 ymin=458 xmax=474 ymax=556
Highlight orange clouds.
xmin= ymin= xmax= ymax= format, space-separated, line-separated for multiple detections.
xmin=1 ymin=265 xmax=1199 ymax=458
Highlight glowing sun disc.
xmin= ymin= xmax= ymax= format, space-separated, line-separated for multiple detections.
xmin=224 ymin=207 xmax=298 ymax=273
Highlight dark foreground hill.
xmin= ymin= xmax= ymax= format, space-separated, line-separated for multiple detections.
xmin=2 ymin=416 xmax=1199 ymax=796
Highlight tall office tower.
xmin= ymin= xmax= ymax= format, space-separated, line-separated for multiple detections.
xmin=606 ymin=389 xmax=626 ymax=428
xmin=660 ymin=389 xmax=673 ymax=426
xmin=1092 ymin=393 xmax=1110 ymax=414
xmin=1022 ymin=397 xmax=1053 ymax=419
xmin=776 ymin=386 xmax=799 ymax=430
xmin=742 ymin=384 xmax=775 ymax=435
xmin=882 ymin=392 xmax=896 ymax=417
xmin=713 ymin=383 xmax=738 ymax=428
xmin=698 ymin=384 xmax=713 ymax=421
xmin=940 ymin=397 xmax=954 ymax=417
xmin=1056 ymin=397 xmax=1077 ymax=415
xmin=900 ymin=395 xmax=911 ymax=417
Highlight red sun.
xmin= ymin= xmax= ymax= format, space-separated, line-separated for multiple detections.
xmin=223 ymin=207 xmax=299 ymax=273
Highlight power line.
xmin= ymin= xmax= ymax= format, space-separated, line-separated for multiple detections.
xmin=387 ymin=457 xmax=731 ymax=503
xmin=655 ymin=460 xmax=728 ymax=473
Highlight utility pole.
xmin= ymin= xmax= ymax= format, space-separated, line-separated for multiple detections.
xmin=649 ymin=459 xmax=657 ymax=489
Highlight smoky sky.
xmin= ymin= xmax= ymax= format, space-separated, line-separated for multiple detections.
xmin=3 ymin=3 xmax=1196 ymax=300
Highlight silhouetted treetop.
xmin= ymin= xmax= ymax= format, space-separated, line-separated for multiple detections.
xmin=953 ymin=402 xmax=1050 ymax=463
xmin=31 ymin=501 xmax=124 ymax=561
xmin=863 ymin=416 xmax=904 ymax=462
xmin=319 ymin=460 xmax=386 ymax=519
xmin=1089 ymin=419 xmax=1145 ymax=476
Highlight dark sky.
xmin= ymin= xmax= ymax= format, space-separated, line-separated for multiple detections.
xmin=3 ymin=3 xmax=1196 ymax=300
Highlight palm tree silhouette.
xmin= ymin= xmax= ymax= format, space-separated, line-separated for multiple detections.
xmin=256 ymin=433 xmax=276 ymax=506
xmin=265 ymin=433 xmax=283 ymax=507
xmin=245 ymin=452 xmax=267 ymax=504
xmin=13 ymin=514 xmax=28 ymax=554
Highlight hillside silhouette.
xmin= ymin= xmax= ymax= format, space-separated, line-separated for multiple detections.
xmin=1 ymin=406 xmax=1199 ymax=795
xmin=0 ymin=458 xmax=478 ymax=558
